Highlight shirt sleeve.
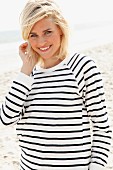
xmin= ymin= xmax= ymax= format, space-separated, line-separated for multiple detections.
xmin=0 ymin=72 xmax=34 ymax=126
xmin=83 ymin=59 xmax=112 ymax=169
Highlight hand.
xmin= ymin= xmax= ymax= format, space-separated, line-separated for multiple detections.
xmin=19 ymin=42 xmax=38 ymax=76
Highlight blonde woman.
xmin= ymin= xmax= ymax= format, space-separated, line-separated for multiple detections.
xmin=0 ymin=0 xmax=111 ymax=169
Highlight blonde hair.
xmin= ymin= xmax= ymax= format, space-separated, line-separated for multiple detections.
xmin=20 ymin=0 xmax=69 ymax=63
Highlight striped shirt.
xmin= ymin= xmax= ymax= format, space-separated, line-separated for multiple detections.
xmin=0 ymin=53 xmax=111 ymax=170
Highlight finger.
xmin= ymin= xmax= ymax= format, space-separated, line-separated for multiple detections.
xmin=21 ymin=42 xmax=28 ymax=47
xmin=19 ymin=42 xmax=28 ymax=51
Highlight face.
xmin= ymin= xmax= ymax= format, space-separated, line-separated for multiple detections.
xmin=28 ymin=17 xmax=62 ymax=61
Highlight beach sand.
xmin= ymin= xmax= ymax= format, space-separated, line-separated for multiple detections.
xmin=0 ymin=42 xmax=113 ymax=169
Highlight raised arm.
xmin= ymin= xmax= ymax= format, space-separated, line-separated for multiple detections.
xmin=0 ymin=42 xmax=38 ymax=126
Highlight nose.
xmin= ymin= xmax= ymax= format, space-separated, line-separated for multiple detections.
xmin=38 ymin=36 xmax=47 ymax=46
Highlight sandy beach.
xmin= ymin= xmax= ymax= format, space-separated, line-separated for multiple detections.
xmin=0 ymin=42 xmax=113 ymax=169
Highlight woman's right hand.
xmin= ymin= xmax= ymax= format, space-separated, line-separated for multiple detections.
xmin=19 ymin=42 xmax=38 ymax=76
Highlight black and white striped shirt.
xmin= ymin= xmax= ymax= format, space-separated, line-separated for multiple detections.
xmin=0 ymin=53 xmax=111 ymax=170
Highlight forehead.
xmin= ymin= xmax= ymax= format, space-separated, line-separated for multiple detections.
xmin=31 ymin=17 xmax=58 ymax=32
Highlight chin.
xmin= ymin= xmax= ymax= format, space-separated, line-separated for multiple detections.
xmin=41 ymin=55 xmax=52 ymax=60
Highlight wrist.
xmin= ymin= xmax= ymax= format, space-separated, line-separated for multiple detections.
xmin=20 ymin=65 xmax=32 ymax=76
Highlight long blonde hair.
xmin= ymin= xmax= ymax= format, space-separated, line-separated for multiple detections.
xmin=20 ymin=0 xmax=69 ymax=63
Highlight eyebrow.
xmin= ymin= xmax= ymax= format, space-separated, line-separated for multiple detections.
xmin=30 ymin=28 xmax=52 ymax=35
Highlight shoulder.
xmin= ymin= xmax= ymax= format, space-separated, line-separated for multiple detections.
xmin=67 ymin=52 xmax=97 ymax=74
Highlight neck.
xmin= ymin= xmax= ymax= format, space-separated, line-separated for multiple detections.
xmin=41 ymin=57 xmax=62 ymax=69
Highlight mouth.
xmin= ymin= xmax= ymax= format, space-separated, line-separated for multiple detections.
xmin=39 ymin=45 xmax=51 ymax=52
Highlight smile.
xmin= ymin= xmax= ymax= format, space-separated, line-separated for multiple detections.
xmin=39 ymin=45 xmax=51 ymax=52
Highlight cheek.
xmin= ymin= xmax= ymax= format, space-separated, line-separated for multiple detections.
xmin=29 ymin=40 xmax=37 ymax=49
xmin=29 ymin=39 xmax=35 ymax=45
xmin=56 ymin=36 xmax=62 ymax=48
xmin=52 ymin=34 xmax=61 ymax=45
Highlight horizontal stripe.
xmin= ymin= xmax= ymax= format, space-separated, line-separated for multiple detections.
xmin=29 ymin=91 xmax=80 ymax=96
xmin=25 ymin=103 xmax=82 ymax=108
xmin=86 ymin=79 xmax=102 ymax=88
xmin=13 ymin=81 xmax=30 ymax=91
xmin=2 ymin=104 xmax=20 ymax=118
xmin=25 ymin=109 xmax=82 ymax=113
xmin=34 ymin=72 xmax=74 ymax=79
xmin=20 ymin=135 xmax=90 ymax=143
xmin=9 ymin=92 xmax=25 ymax=101
xmin=91 ymin=156 xmax=107 ymax=164
xmin=21 ymin=153 xmax=90 ymax=167
xmin=11 ymin=86 xmax=26 ymax=95
xmin=20 ymin=116 xmax=82 ymax=120
xmin=19 ymin=135 xmax=91 ymax=146
xmin=22 ymin=148 xmax=91 ymax=160
xmin=33 ymin=78 xmax=76 ymax=85
xmin=6 ymin=96 xmax=23 ymax=107
xmin=17 ymin=127 xmax=90 ymax=133
xmin=26 ymin=96 xmax=82 ymax=102
xmin=32 ymin=84 xmax=78 ymax=90
xmin=0 ymin=114 xmax=15 ymax=125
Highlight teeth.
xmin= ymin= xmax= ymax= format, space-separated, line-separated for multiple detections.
xmin=39 ymin=46 xmax=50 ymax=51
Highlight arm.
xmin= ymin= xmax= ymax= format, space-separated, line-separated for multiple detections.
xmin=83 ymin=59 xmax=112 ymax=169
xmin=0 ymin=42 xmax=38 ymax=126
xmin=0 ymin=73 xmax=33 ymax=126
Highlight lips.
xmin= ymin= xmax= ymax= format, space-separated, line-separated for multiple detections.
xmin=39 ymin=45 xmax=51 ymax=52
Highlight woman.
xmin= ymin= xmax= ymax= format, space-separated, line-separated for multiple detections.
xmin=0 ymin=0 xmax=111 ymax=169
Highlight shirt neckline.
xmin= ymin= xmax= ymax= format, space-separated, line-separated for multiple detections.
xmin=36 ymin=56 xmax=68 ymax=72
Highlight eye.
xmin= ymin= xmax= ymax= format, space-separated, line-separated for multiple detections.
xmin=29 ymin=33 xmax=38 ymax=38
xmin=45 ymin=30 xmax=52 ymax=36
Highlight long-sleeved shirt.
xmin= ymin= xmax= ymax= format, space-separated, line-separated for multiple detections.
xmin=0 ymin=52 xmax=111 ymax=170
